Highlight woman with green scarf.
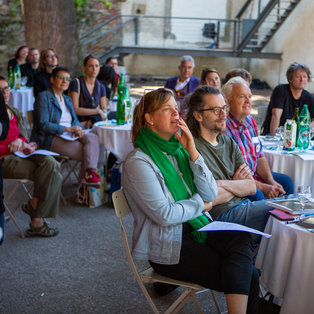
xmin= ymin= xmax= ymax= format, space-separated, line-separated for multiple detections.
xmin=122 ymin=88 xmax=259 ymax=313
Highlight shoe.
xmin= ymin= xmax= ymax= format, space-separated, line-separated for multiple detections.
xmin=26 ymin=222 xmax=59 ymax=237
xmin=82 ymin=171 xmax=101 ymax=188
xmin=153 ymin=282 xmax=178 ymax=296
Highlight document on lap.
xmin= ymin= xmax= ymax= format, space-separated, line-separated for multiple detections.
xmin=14 ymin=149 xmax=60 ymax=158
xmin=198 ymin=221 xmax=271 ymax=238
xmin=58 ymin=129 xmax=91 ymax=141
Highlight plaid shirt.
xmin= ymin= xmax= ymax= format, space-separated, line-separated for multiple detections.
xmin=225 ymin=113 xmax=264 ymax=173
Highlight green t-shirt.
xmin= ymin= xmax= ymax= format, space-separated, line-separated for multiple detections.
xmin=194 ymin=134 xmax=245 ymax=219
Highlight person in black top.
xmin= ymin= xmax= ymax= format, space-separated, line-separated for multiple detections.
xmin=7 ymin=45 xmax=29 ymax=74
xmin=0 ymin=92 xmax=9 ymax=245
xmin=33 ymin=48 xmax=58 ymax=98
xmin=20 ymin=48 xmax=39 ymax=87
xmin=262 ymin=62 xmax=314 ymax=135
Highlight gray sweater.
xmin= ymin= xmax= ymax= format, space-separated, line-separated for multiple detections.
xmin=122 ymin=148 xmax=217 ymax=265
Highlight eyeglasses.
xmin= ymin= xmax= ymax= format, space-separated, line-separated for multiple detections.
xmin=46 ymin=54 xmax=57 ymax=59
xmin=56 ymin=75 xmax=71 ymax=82
xmin=0 ymin=86 xmax=10 ymax=93
xmin=198 ymin=105 xmax=229 ymax=116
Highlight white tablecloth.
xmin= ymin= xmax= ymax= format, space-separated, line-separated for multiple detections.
xmin=92 ymin=121 xmax=133 ymax=161
xmin=263 ymin=148 xmax=314 ymax=194
xmin=9 ymin=88 xmax=34 ymax=117
xmin=256 ymin=216 xmax=314 ymax=314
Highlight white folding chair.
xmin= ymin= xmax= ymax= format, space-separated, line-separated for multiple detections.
xmin=112 ymin=189 xmax=221 ymax=314
xmin=3 ymin=178 xmax=33 ymax=238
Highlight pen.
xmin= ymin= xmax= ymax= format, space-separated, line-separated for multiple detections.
xmin=286 ymin=219 xmax=300 ymax=224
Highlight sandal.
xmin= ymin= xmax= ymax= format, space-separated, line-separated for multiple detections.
xmin=26 ymin=222 xmax=59 ymax=237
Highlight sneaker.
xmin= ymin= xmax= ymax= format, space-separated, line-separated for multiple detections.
xmin=83 ymin=171 xmax=101 ymax=188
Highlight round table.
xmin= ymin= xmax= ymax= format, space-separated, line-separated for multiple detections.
xmin=256 ymin=215 xmax=314 ymax=314
xmin=263 ymin=146 xmax=314 ymax=194
xmin=92 ymin=121 xmax=133 ymax=161
xmin=9 ymin=87 xmax=34 ymax=117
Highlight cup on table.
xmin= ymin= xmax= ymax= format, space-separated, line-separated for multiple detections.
xmin=297 ymin=185 xmax=312 ymax=217
xmin=21 ymin=76 xmax=28 ymax=87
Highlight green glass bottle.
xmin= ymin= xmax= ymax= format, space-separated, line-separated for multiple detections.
xmin=292 ymin=107 xmax=299 ymax=139
xmin=9 ymin=66 xmax=14 ymax=89
xmin=297 ymin=104 xmax=311 ymax=149
xmin=117 ymin=74 xmax=125 ymax=125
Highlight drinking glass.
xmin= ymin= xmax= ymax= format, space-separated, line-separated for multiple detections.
xmin=297 ymin=185 xmax=312 ymax=217
xmin=310 ymin=127 xmax=314 ymax=149
xmin=21 ymin=76 xmax=28 ymax=87
xmin=275 ymin=126 xmax=284 ymax=140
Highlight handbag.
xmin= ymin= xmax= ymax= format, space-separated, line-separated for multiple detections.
xmin=77 ymin=169 xmax=107 ymax=208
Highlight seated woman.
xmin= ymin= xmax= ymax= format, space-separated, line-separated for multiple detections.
xmin=122 ymin=88 xmax=259 ymax=313
xmin=31 ymin=66 xmax=101 ymax=190
xmin=7 ymin=45 xmax=29 ymax=74
xmin=201 ymin=68 xmax=221 ymax=89
xmin=69 ymin=55 xmax=107 ymax=128
xmin=97 ymin=65 xmax=117 ymax=101
xmin=0 ymin=77 xmax=61 ymax=237
xmin=0 ymin=92 xmax=9 ymax=244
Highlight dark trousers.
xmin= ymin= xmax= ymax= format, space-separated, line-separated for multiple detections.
xmin=150 ymin=227 xmax=259 ymax=314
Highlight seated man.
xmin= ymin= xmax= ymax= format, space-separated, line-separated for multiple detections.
xmin=0 ymin=76 xmax=61 ymax=237
xmin=222 ymin=77 xmax=294 ymax=200
xmin=262 ymin=62 xmax=314 ymax=135
xmin=20 ymin=48 xmax=39 ymax=87
xmin=186 ymin=85 xmax=273 ymax=234
xmin=165 ymin=55 xmax=200 ymax=118
xmin=31 ymin=66 xmax=101 ymax=192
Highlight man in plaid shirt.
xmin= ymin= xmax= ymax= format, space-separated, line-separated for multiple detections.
xmin=223 ymin=77 xmax=294 ymax=200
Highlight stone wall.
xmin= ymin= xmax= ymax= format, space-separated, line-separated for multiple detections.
xmin=0 ymin=0 xmax=25 ymax=77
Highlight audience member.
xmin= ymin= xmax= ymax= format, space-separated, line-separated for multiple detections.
xmin=31 ymin=66 xmax=101 ymax=192
xmin=105 ymin=56 xmax=120 ymax=84
xmin=224 ymin=68 xmax=252 ymax=85
xmin=7 ymin=45 xmax=29 ymax=73
xmin=0 ymin=76 xmax=61 ymax=237
xmin=186 ymin=85 xmax=272 ymax=235
xmin=20 ymin=48 xmax=39 ymax=87
xmin=262 ymin=62 xmax=314 ymax=135
xmin=122 ymin=88 xmax=259 ymax=313
xmin=97 ymin=64 xmax=117 ymax=100
xmin=200 ymin=68 xmax=221 ymax=89
xmin=69 ymin=55 xmax=107 ymax=127
xmin=0 ymin=92 xmax=9 ymax=245
xmin=222 ymin=77 xmax=294 ymax=200
xmin=33 ymin=48 xmax=58 ymax=98
xmin=165 ymin=55 xmax=200 ymax=118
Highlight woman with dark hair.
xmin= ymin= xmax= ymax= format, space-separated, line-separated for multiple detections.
xmin=7 ymin=45 xmax=29 ymax=74
xmin=69 ymin=55 xmax=107 ymax=127
xmin=122 ymin=87 xmax=259 ymax=313
xmin=200 ymin=68 xmax=221 ymax=89
xmin=97 ymin=65 xmax=117 ymax=100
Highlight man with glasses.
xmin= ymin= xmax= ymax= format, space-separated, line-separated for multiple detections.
xmin=186 ymin=85 xmax=272 ymax=233
xmin=33 ymin=48 xmax=58 ymax=98
xmin=262 ymin=62 xmax=314 ymax=135
xmin=223 ymin=77 xmax=293 ymax=200
xmin=186 ymin=85 xmax=272 ymax=234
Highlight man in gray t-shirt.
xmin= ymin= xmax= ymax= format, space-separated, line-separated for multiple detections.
xmin=186 ymin=85 xmax=272 ymax=234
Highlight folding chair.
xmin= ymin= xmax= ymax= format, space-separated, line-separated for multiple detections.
xmin=112 ymin=189 xmax=221 ymax=314
xmin=3 ymin=178 xmax=33 ymax=238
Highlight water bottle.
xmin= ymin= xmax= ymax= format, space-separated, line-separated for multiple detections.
xmin=297 ymin=104 xmax=311 ymax=150
xmin=14 ymin=64 xmax=21 ymax=89
xmin=8 ymin=66 xmax=14 ymax=89
xmin=117 ymin=74 xmax=125 ymax=125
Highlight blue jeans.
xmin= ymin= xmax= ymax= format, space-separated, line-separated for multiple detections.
xmin=247 ymin=171 xmax=294 ymax=202
xmin=216 ymin=199 xmax=274 ymax=243
xmin=0 ymin=212 xmax=4 ymax=245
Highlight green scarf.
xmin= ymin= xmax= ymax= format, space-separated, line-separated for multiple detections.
xmin=134 ymin=127 xmax=209 ymax=243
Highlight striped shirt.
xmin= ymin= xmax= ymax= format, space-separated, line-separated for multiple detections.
xmin=225 ymin=113 xmax=264 ymax=174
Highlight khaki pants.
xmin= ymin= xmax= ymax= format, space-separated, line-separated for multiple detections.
xmin=2 ymin=155 xmax=62 ymax=218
